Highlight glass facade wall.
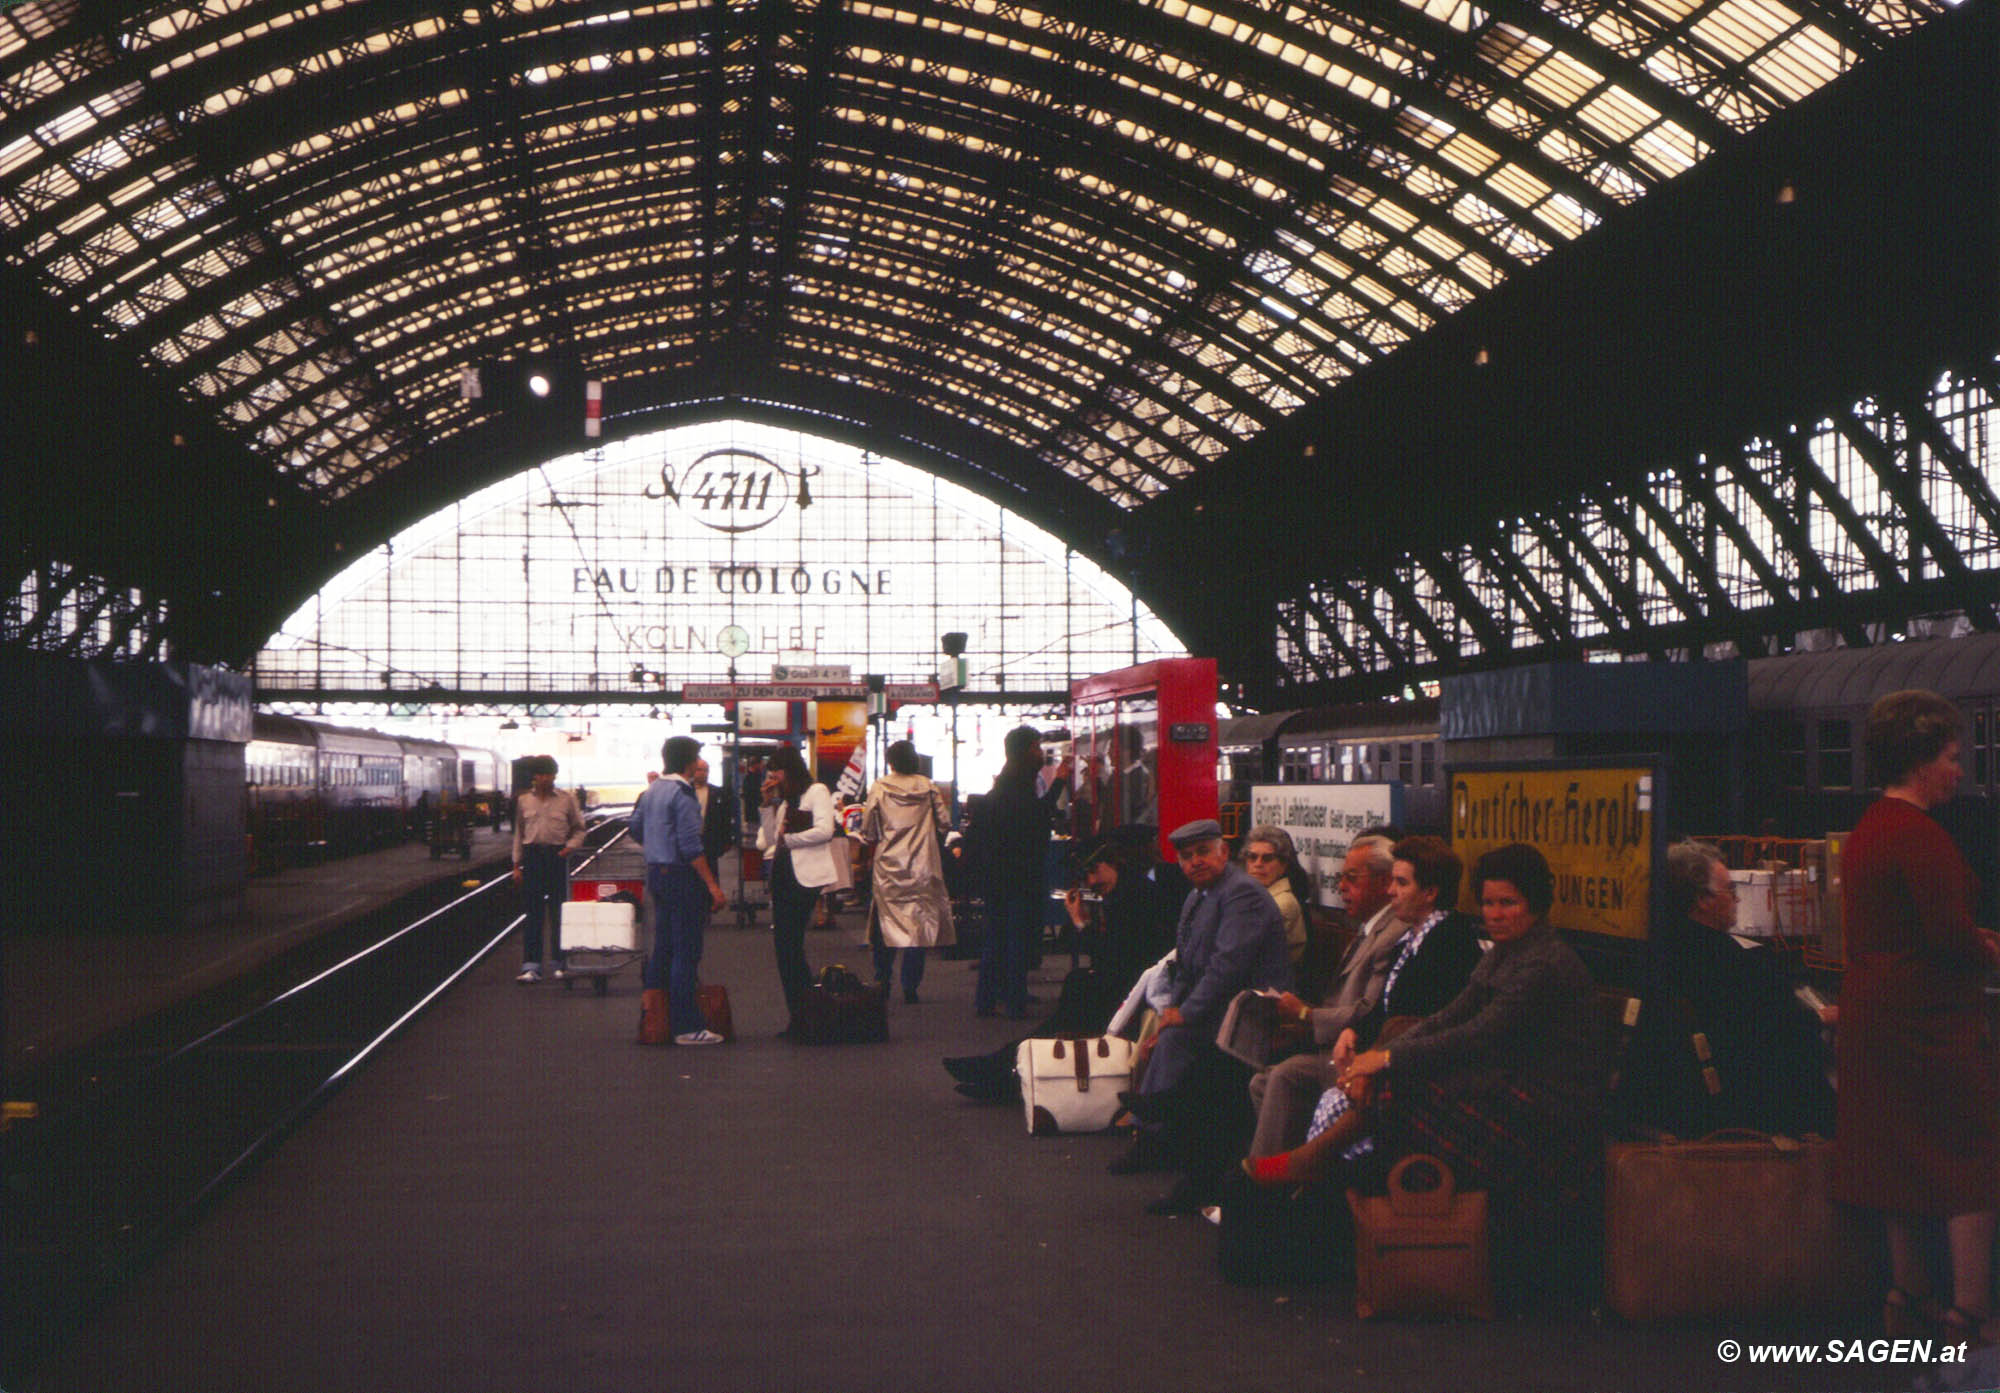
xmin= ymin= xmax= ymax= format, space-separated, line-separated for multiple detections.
xmin=252 ymin=420 xmax=1182 ymax=696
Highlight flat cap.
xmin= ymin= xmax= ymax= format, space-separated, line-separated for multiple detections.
xmin=1168 ymin=817 xmax=1225 ymax=848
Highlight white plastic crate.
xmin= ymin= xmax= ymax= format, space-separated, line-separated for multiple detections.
xmin=560 ymin=899 xmax=639 ymax=951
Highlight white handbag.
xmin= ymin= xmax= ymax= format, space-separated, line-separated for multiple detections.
xmin=1017 ymin=1036 xmax=1137 ymax=1135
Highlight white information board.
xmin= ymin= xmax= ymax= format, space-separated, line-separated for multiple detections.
xmin=1247 ymin=783 xmax=1403 ymax=908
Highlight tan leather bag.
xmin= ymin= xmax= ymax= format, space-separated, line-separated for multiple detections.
xmin=1603 ymin=1130 xmax=1873 ymax=1322
xmin=696 ymin=983 xmax=735 ymax=1042
xmin=1347 ymin=1154 xmax=1494 ymax=1321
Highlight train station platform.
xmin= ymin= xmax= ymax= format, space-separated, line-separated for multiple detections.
xmin=3 ymin=824 xmax=516 ymax=1082
xmin=39 ymin=897 xmax=1943 ymax=1393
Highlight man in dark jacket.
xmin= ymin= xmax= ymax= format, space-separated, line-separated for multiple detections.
xmin=690 ymin=756 xmax=736 ymax=871
xmin=967 ymin=726 xmax=1066 ymax=1018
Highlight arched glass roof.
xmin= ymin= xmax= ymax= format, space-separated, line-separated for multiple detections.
xmin=0 ymin=0 xmax=1952 ymax=515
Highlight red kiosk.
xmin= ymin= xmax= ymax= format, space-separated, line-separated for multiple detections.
xmin=1069 ymin=658 xmax=1218 ymax=860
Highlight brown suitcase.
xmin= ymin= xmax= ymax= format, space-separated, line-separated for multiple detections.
xmin=1603 ymin=1130 xmax=1874 ymax=1322
xmin=1347 ymin=1154 xmax=1494 ymax=1321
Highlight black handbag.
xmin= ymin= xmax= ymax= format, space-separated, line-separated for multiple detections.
xmin=791 ymin=963 xmax=889 ymax=1044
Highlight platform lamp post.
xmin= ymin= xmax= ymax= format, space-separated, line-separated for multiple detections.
xmin=941 ymin=632 xmax=968 ymax=823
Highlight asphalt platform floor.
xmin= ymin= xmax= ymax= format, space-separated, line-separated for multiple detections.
xmin=29 ymin=877 xmax=1992 ymax=1393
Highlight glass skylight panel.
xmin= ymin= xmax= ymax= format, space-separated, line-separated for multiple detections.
xmin=1743 ymin=27 xmax=1849 ymax=103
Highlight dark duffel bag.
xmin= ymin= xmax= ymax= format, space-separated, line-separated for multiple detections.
xmin=791 ymin=964 xmax=890 ymax=1044
xmin=1216 ymin=1167 xmax=1354 ymax=1287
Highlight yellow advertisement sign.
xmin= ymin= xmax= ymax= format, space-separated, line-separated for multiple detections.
xmin=809 ymin=700 xmax=867 ymax=787
xmin=1449 ymin=767 xmax=1655 ymax=940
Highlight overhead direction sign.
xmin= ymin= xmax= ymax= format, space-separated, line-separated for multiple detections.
xmin=682 ymin=681 xmax=941 ymax=703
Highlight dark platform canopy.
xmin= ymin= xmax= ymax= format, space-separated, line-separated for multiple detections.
xmin=0 ymin=0 xmax=1993 ymax=697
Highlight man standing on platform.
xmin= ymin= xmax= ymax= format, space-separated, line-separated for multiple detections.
xmin=691 ymin=756 xmax=736 ymax=873
xmin=631 ymin=736 xmax=729 ymax=1045
xmin=511 ymin=755 xmax=585 ymax=983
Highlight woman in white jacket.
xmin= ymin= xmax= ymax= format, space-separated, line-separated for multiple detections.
xmin=861 ymin=740 xmax=955 ymax=1003
xmin=759 ymin=745 xmax=838 ymax=1031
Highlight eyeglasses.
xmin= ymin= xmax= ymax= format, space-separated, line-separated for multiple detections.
xmin=1336 ymin=869 xmax=1369 ymax=883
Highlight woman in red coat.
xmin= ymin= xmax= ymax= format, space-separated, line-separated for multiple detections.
xmin=1835 ymin=689 xmax=2000 ymax=1343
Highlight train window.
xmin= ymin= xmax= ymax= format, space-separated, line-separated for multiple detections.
xmin=1975 ymin=709 xmax=1991 ymax=790
xmin=1397 ymin=743 xmax=1414 ymax=785
xmin=1420 ymin=741 xmax=1436 ymax=788
xmin=1817 ymin=718 xmax=1853 ymax=790
xmin=1768 ymin=718 xmax=1807 ymax=789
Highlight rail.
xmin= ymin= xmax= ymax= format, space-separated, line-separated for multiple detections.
xmin=1 ymin=818 xmax=625 ymax=1388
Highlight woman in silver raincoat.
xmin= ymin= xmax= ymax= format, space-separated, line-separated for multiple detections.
xmin=862 ymin=740 xmax=956 ymax=1003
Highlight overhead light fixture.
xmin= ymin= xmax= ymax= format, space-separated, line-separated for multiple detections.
xmin=527 ymin=372 xmax=552 ymax=398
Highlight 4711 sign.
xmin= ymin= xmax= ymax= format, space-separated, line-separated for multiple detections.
xmin=643 ymin=446 xmax=813 ymax=533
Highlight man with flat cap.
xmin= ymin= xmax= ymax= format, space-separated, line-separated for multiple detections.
xmin=1111 ymin=818 xmax=1292 ymax=1211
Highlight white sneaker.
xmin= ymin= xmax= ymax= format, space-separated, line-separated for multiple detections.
xmin=551 ymin=966 xmax=567 ymax=981
xmin=516 ymin=964 xmax=541 ymax=983
xmin=674 ymin=1029 xmax=725 ymax=1045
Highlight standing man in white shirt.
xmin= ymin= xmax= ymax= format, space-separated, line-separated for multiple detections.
xmin=511 ymin=755 xmax=585 ymax=983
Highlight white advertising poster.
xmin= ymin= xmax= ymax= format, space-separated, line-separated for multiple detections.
xmin=1248 ymin=784 xmax=1402 ymax=908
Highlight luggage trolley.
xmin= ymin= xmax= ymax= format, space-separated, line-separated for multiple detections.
xmin=561 ymin=832 xmax=648 ymax=995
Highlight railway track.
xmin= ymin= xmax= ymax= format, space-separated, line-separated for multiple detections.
xmin=1 ymin=820 xmax=626 ymax=1388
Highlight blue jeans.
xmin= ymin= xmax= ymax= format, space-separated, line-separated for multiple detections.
xmin=976 ymin=888 xmax=1038 ymax=1016
xmin=643 ymin=863 xmax=708 ymax=1036
xmin=872 ymin=944 xmax=928 ymax=994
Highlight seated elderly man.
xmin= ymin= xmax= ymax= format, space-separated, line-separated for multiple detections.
xmin=1244 ymin=834 xmax=1407 ymax=1155
xmin=1110 ymin=818 xmax=1291 ymax=1213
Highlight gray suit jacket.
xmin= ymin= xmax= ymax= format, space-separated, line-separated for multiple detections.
xmin=1169 ymin=862 xmax=1292 ymax=1032
xmin=1306 ymin=904 xmax=1411 ymax=1045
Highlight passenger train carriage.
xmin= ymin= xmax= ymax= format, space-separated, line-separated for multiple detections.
xmin=1213 ymin=633 xmax=2000 ymax=844
xmin=246 ymin=713 xmax=505 ymax=868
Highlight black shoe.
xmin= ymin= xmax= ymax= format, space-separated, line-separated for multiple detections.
xmin=1145 ymin=1177 xmax=1203 ymax=1216
xmin=1107 ymin=1135 xmax=1172 ymax=1176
